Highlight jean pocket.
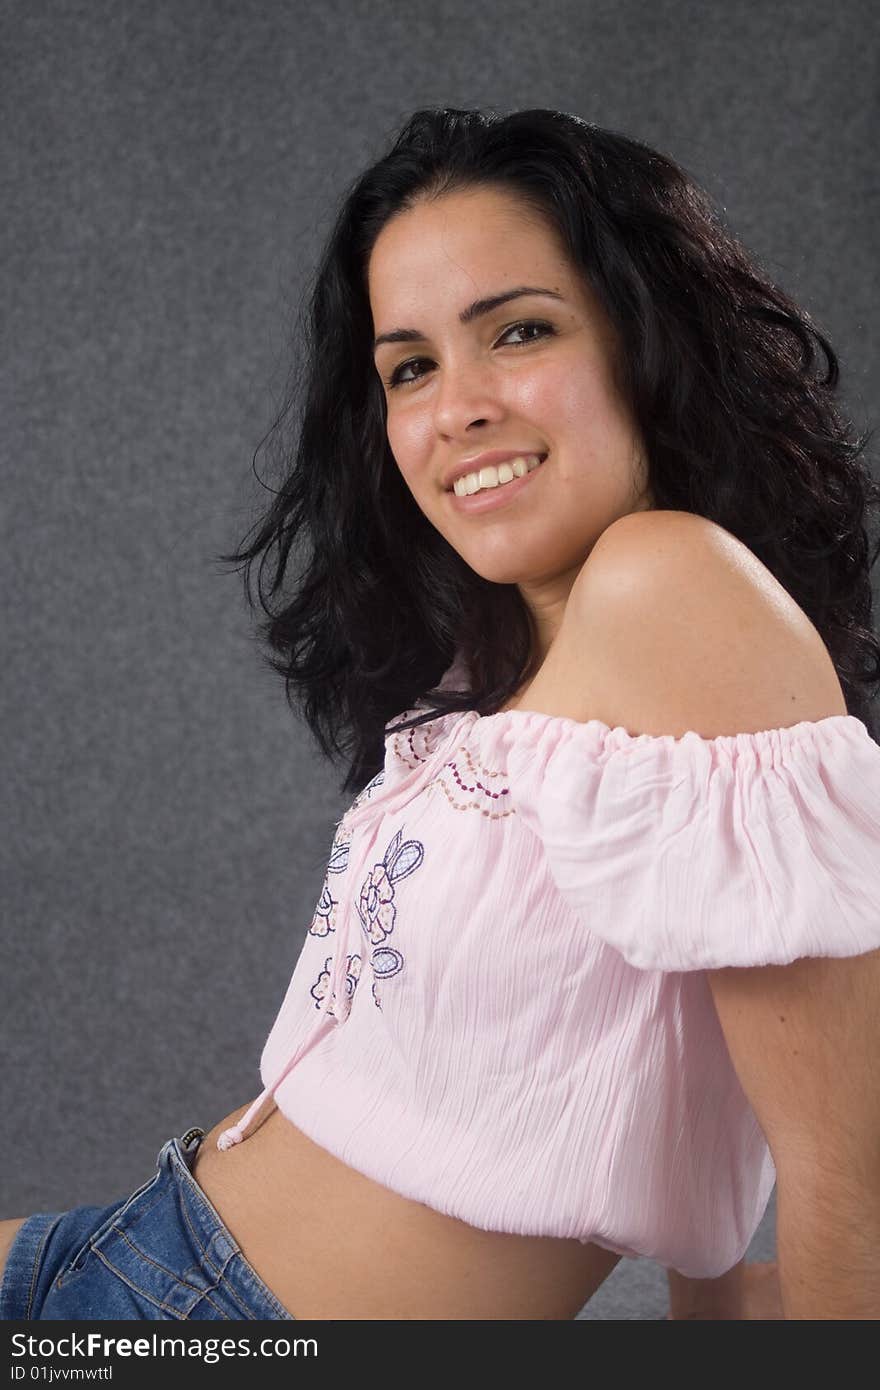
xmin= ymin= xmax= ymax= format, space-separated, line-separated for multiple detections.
xmin=61 ymin=1169 xmax=164 ymax=1281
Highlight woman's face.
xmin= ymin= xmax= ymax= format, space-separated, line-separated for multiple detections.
xmin=368 ymin=184 xmax=653 ymax=653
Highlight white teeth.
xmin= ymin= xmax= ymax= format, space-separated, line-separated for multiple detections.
xmin=453 ymin=454 xmax=545 ymax=497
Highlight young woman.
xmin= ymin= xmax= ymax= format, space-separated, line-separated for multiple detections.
xmin=3 ymin=106 xmax=880 ymax=1321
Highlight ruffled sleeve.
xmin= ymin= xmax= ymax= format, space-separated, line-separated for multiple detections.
xmin=496 ymin=711 xmax=880 ymax=972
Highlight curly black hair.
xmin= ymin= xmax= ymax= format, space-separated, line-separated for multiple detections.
xmin=216 ymin=106 xmax=880 ymax=794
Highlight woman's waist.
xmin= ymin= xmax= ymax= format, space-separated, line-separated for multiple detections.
xmin=190 ymin=1101 xmax=620 ymax=1319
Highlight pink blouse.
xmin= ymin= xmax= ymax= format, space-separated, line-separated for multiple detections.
xmin=215 ymin=653 xmax=880 ymax=1277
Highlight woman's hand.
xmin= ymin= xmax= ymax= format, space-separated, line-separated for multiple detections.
xmin=666 ymin=1259 xmax=784 ymax=1319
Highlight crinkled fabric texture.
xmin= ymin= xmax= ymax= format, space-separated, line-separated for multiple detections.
xmin=230 ymin=655 xmax=880 ymax=1278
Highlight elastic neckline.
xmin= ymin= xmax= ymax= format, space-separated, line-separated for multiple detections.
xmin=430 ymin=702 xmax=863 ymax=748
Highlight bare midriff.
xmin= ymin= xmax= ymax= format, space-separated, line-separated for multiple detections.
xmin=190 ymin=593 xmax=631 ymax=1320
xmin=190 ymin=1102 xmax=621 ymax=1320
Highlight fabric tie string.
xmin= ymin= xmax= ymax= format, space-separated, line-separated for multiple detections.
xmin=216 ymin=707 xmax=472 ymax=1151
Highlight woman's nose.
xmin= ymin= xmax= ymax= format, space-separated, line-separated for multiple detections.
xmin=431 ymin=360 xmax=506 ymax=436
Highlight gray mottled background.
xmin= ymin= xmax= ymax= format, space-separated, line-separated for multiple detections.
xmin=2 ymin=0 xmax=876 ymax=1319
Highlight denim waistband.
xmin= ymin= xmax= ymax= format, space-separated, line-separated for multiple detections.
xmin=0 ymin=1126 xmax=296 ymax=1320
xmin=138 ymin=1127 xmax=296 ymax=1319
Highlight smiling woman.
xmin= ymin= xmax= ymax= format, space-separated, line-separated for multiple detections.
xmin=367 ymin=183 xmax=653 ymax=658
xmin=4 ymin=106 xmax=880 ymax=1322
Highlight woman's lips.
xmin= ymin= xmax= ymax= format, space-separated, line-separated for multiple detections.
xmin=446 ymin=456 xmax=547 ymax=514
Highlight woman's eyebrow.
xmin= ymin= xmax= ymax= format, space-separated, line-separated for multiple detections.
xmin=372 ymin=286 xmax=565 ymax=354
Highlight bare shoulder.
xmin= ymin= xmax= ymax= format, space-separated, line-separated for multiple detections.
xmin=563 ymin=509 xmax=847 ymax=739
xmin=581 ymin=508 xmax=777 ymax=592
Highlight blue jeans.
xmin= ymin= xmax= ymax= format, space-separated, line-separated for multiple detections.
xmin=0 ymin=1127 xmax=295 ymax=1319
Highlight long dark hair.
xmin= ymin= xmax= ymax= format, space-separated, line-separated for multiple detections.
xmin=216 ymin=106 xmax=880 ymax=793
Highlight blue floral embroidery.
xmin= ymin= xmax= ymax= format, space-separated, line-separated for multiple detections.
xmin=310 ymin=952 xmax=362 ymax=1016
xmin=358 ymin=827 xmax=424 ymax=944
xmin=308 ymin=824 xmax=425 ymax=1015
xmin=358 ymin=825 xmax=424 ymax=1009
xmin=307 ymin=839 xmax=350 ymax=938
xmin=307 ymin=769 xmax=387 ymax=939
xmin=370 ymin=945 xmax=405 ymax=1010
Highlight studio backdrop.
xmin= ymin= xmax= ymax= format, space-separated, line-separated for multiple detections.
xmin=2 ymin=0 xmax=876 ymax=1320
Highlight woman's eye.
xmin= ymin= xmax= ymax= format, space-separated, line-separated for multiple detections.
xmin=386 ymin=319 xmax=554 ymax=389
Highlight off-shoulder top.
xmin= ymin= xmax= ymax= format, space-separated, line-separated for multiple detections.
xmin=214 ymin=653 xmax=880 ymax=1277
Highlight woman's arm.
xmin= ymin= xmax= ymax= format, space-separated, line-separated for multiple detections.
xmin=666 ymin=1259 xmax=783 ymax=1319
xmin=567 ymin=509 xmax=880 ymax=1319
xmin=707 ymin=950 xmax=880 ymax=1319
